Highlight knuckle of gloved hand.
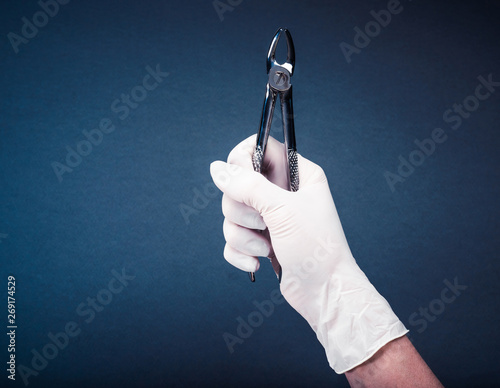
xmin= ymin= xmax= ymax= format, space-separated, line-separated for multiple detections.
xmin=221 ymin=194 xmax=232 ymax=218
xmin=222 ymin=197 xmax=245 ymax=226
xmin=223 ymin=220 xmax=268 ymax=257
xmin=313 ymin=165 xmax=327 ymax=182
xmin=218 ymin=164 xmax=243 ymax=192
xmin=223 ymin=244 xmax=256 ymax=272
xmin=223 ymin=244 xmax=238 ymax=265
xmin=228 ymin=145 xmax=251 ymax=166
xmin=222 ymin=218 xmax=235 ymax=241
xmin=301 ymin=156 xmax=327 ymax=183
xmin=247 ymin=211 xmax=266 ymax=230
xmin=244 ymin=235 xmax=270 ymax=257
xmin=223 ymin=196 xmax=265 ymax=229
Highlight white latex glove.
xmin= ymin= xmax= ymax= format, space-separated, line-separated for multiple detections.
xmin=210 ymin=135 xmax=408 ymax=374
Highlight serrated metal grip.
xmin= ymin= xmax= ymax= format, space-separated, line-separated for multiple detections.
xmin=288 ymin=149 xmax=299 ymax=192
xmin=252 ymin=145 xmax=264 ymax=174
xmin=249 ymin=146 xmax=265 ymax=283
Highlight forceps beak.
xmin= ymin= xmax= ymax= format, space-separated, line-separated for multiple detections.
xmin=267 ymin=28 xmax=295 ymax=76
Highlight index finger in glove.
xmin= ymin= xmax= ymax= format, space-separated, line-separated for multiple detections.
xmin=227 ymin=134 xmax=256 ymax=170
xmin=210 ymin=161 xmax=285 ymax=214
xmin=228 ymin=134 xmax=290 ymax=190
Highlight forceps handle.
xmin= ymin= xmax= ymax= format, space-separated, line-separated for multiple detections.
xmin=249 ymin=85 xmax=278 ymax=283
xmin=248 ymin=86 xmax=298 ymax=282
xmin=253 ymin=85 xmax=277 ymax=173
xmin=281 ymin=86 xmax=299 ymax=192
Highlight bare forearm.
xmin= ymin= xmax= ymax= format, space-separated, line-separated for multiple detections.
xmin=345 ymin=336 xmax=443 ymax=388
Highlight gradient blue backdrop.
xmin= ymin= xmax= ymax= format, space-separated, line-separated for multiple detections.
xmin=1 ymin=0 xmax=499 ymax=387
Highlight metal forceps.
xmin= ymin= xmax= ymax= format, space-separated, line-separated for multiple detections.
xmin=249 ymin=28 xmax=299 ymax=283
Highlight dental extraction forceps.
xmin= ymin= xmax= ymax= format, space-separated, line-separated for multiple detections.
xmin=249 ymin=28 xmax=299 ymax=283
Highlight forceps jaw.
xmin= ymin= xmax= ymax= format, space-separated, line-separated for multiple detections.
xmin=267 ymin=28 xmax=295 ymax=76
xmin=255 ymin=28 xmax=297 ymax=194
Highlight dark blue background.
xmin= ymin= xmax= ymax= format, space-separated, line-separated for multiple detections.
xmin=1 ymin=0 xmax=499 ymax=387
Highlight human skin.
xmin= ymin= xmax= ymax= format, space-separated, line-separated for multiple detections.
xmin=345 ymin=335 xmax=443 ymax=388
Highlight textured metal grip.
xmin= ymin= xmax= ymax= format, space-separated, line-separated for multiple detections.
xmin=288 ymin=149 xmax=299 ymax=192
xmin=252 ymin=145 xmax=264 ymax=174
xmin=249 ymin=145 xmax=265 ymax=282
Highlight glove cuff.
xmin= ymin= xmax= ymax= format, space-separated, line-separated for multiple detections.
xmin=313 ymin=266 xmax=409 ymax=374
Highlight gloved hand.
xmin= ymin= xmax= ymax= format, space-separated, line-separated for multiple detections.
xmin=210 ymin=135 xmax=408 ymax=374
